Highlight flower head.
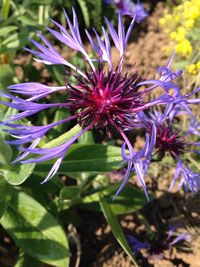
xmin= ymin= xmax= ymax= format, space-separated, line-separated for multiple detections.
xmin=105 ymin=0 xmax=148 ymax=22
xmin=127 ymin=225 xmax=191 ymax=258
xmin=0 ymin=8 xmax=182 ymax=194
xmin=66 ymin=64 xmax=143 ymax=130
xmin=133 ymin=102 xmax=200 ymax=194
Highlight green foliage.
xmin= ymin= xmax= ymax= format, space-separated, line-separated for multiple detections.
xmin=77 ymin=0 xmax=90 ymax=27
xmin=81 ymin=183 xmax=146 ymax=215
xmin=100 ymin=198 xmax=138 ymax=266
xmin=0 ymin=133 xmax=12 ymax=165
xmin=35 ymin=144 xmax=122 ymax=174
xmin=0 ymin=64 xmax=14 ymax=90
xmin=0 ymin=177 xmax=12 ymax=218
xmin=1 ymin=190 xmax=70 ymax=267
xmin=2 ymin=162 xmax=35 ymax=185
xmin=14 ymin=251 xmax=42 ymax=267
xmin=1 ymin=0 xmax=11 ymax=20
xmin=0 ymin=104 xmax=144 ymax=266
xmin=77 ymin=0 xmax=103 ymax=30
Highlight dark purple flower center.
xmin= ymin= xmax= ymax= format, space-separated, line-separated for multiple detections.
xmin=67 ymin=67 xmax=142 ymax=130
xmin=155 ymin=125 xmax=188 ymax=159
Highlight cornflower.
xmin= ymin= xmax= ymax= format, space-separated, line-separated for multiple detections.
xmin=104 ymin=0 xmax=148 ymax=22
xmin=123 ymin=99 xmax=200 ymax=196
xmin=127 ymin=225 xmax=191 ymax=258
xmin=0 ymin=9 xmax=181 ymax=194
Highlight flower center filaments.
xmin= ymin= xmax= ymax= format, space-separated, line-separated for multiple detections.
xmin=155 ymin=125 xmax=188 ymax=159
xmin=67 ymin=65 xmax=142 ymax=131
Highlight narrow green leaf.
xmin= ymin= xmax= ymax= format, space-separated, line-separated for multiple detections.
xmin=31 ymin=0 xmax=52 ymax=4
xmin=77 ymin=0 xmax=90 ymax=27
xmin=42 ymin=124 xmax=81 ymax=149
xmin=35 ymin=144 xmax=122 ymax=174
xmin=1 ymin=0 xmax=10 ymax=20
xmin=100 ymin=198 xmax=138 ymax=266
xmin=1 ymin=190 xmax=70 ymax=267
xmin=0 ymin=177 xmax=12 ymax=218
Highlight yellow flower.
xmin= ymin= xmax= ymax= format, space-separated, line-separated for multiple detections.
xmin=186 ymin=64 xmax=197 ymax=75
xmin=196 ymin=61 xmax=200 ymax=70
xmin=159 ymin=18 xmax=166 ymax=26
xmin=175 ymin=15 xmax=180 ymax=22
xmin=170 ymin=27 xmax=186 ymax=42
xmin=185 ymin=19 xmax=194 ymax=29
xmin=176 ymin=39 xmax=192 ymax=57
xmin=160 ymin=0 xmax=200 ymax=63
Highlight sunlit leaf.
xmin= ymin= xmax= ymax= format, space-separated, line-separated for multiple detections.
xmin=0 ymin=177 xmax=12 ymax=218
xmin=100 ymin=198 xmax=138 ymax=266
xmin=0 ymin=26 xmax=17 ymax=37
xmin=0 ymin=133 xmax=12 ymax=166
xmin=2 ymin=162 xmax=35 ymax=185
xmin=42 ymin=124 xmax=81 ymax=149
xmin=1 ymin=190 xmax=70 ymax=267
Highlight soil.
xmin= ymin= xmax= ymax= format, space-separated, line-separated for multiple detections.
xmin=1 ymin=1 xmax=200 ymax=267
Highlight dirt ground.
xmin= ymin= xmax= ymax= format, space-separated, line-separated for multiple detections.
xmin=1 ymin=1 xmax=200 ymax=267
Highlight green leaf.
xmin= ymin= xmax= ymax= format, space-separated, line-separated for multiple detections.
xmin=81 ymin=183 xmax=146 ymax=215
xmin=25 ymin=173 xmax=63 ymax=195
xmin=60 ymin=186 xmax=81 ymax=200
xmin=78 ymin=131 xmax=94 ymax=144
xmin=0 ymin=133 xmax=12 ymax=166
xmin=77 ymin=0 xmax=90 ymax=27
xmin=2 ymin=32 xmax=28 ymax=50
xmin=42 ymin=124 xmax=81 ymax=149
xmin=35 ymin=144 xmax=122 ymax=174
xmin=1 ymin=0 xmax=11 ymax=20
xmin=1 ymin=190 xmax=70 ymax=267
xmin=18 ymin=15 xmax=37 ymax=26
xmin=31 ymin=0 xmax=52 ymax=4
xmin=100 ymin=198 xmax=138 ymax=266
xmin=14 ymin=251 xmax=42 ymax=267
xmin=0 ymin=64 xmax=14 ymax=89
xmin=0 ymin=26 xmax=17 ymax=37
xmin=0 ymin=107 xmax=18 ymax=138
xmin=0 ymin=177 xmax=12 ymax=218
xmin=47 ymin=65 xmax=66 ymax=85
xmin=2 ymin=162 xmax=35 ymax=185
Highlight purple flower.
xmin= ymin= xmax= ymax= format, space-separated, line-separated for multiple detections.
xmin=105 ymin=0 xmax=148 ymax=22
xmin=152 ymin=107 xmax=200 ymax=193
xmin=0 ymin=9 xmax=181 ymax=191
xmin=119 ymin=124 xmax=157 ymax=200
xmin=127 ymin=225 xmax=191 ymax=257
xmin=126 ymin=235 xmax=150 ymax=254
xmin=135 ymin=103 xmax=200 ymax=194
